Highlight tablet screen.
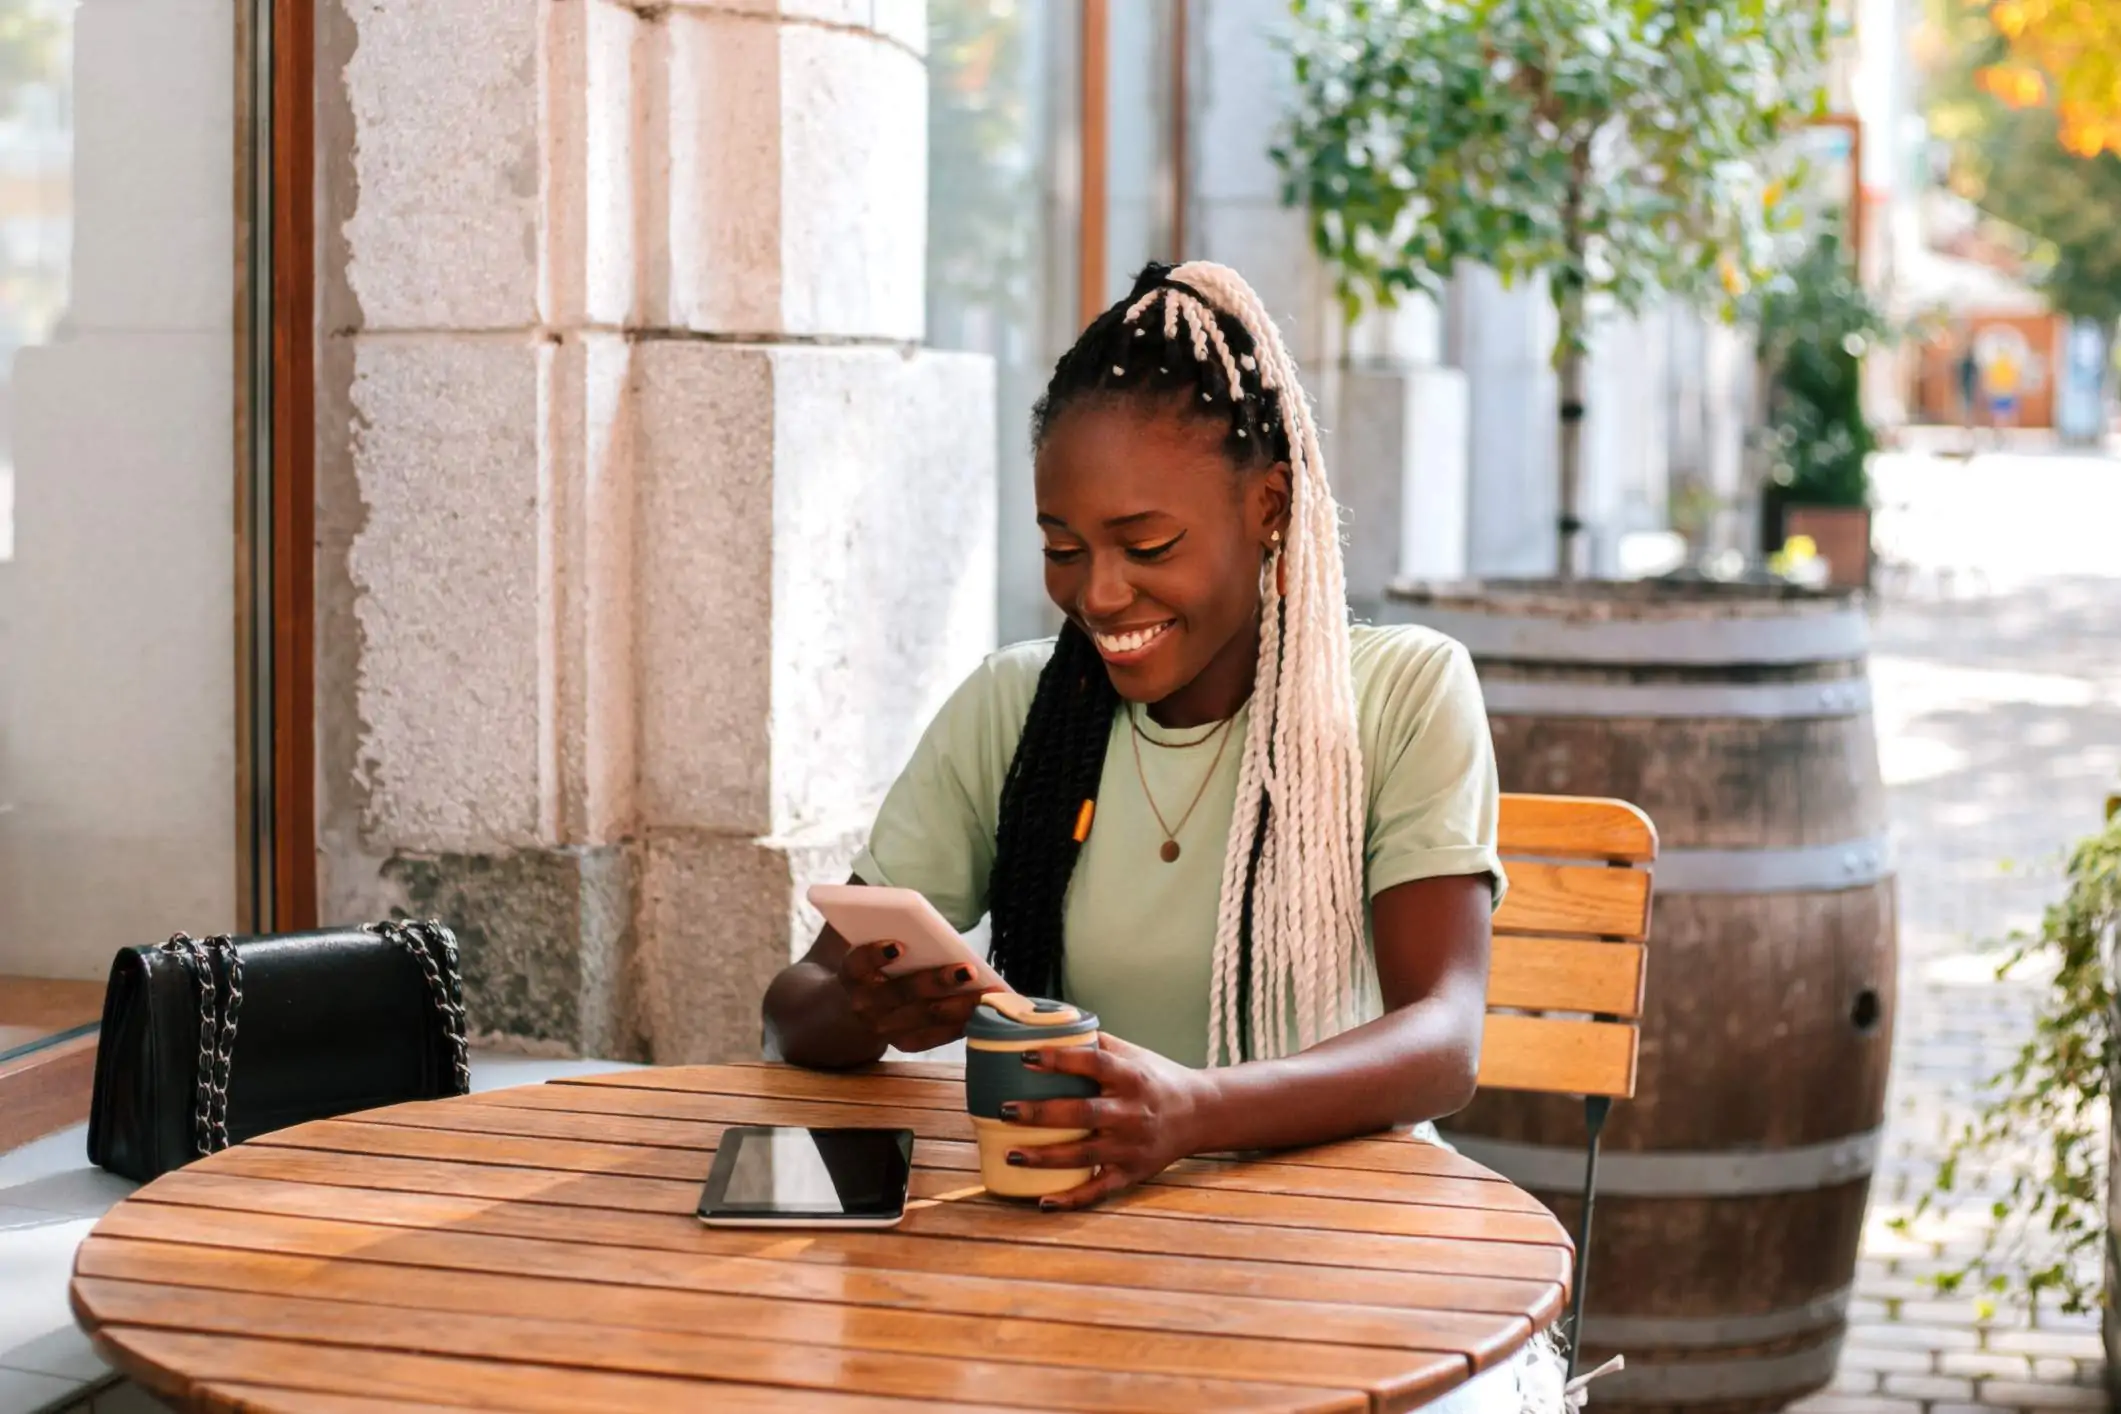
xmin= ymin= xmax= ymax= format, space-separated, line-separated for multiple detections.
xmin=697 ymin=1126 xmax=914 ymax=1222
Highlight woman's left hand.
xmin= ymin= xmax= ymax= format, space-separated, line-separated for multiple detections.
xmin=1000 ymin=1033 xmax=1217 ymax=1210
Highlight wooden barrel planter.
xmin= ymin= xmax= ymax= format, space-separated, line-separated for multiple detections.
xmin=1385 ymin=579 xmax=1896 ymax=1414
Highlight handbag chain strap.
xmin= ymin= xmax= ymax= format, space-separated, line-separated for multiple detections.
xmin=161 ymin=921 xmax=470 ymax=1161
xmin=369 ymin=919 xmax=473 ymax=1095
xmin=160 ymin=932 xmax=243 ymax=1157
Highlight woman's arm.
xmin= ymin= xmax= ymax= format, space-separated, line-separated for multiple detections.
xmin=1006 ymin=871 xmax=1491 ymax=1207
xmin=1188 ymin=871 xmax=1492 ymax=1152
xmin=763 ymin=878 xmax=1006 ymax=1070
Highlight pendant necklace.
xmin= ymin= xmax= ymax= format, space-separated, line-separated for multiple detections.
xmin=1129 ymin=706 xmax=1237 ymax=863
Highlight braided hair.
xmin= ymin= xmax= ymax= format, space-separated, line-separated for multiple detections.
xmin=988 ymin=261 xmax=1372 ymax=1065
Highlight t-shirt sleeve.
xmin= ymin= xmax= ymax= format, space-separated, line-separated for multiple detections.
xmin=849 ymin=651 xmax=1027 ymax=931
xmin=1362 ymin=635 xmax=1508 ymax=906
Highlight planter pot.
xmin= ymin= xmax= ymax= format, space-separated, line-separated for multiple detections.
xmin=1384 ymin=578 xmax=1898 ymax=1414
xmin=1781 ymin=505 xmax=1873 ymax=591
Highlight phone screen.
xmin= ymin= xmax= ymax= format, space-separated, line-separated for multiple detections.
xmin=697 ymin=1126 xmax=914 ymax=1222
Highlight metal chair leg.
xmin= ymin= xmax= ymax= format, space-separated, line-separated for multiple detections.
xmin=1568 ymin=1094 xmax=1612 ymax=1384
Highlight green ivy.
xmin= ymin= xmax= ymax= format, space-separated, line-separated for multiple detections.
xmin=1895 ymin=814 xmax=2121 ymax=1317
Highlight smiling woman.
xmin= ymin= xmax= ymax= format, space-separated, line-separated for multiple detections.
xmin=759 ymin=257 xmax=1562 ymax=1408
xmin=762 ymin=259 xmax=1510 ymax=1229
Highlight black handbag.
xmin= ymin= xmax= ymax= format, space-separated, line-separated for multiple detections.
xmin=87 ymin=920 xmax=472 ymax=1183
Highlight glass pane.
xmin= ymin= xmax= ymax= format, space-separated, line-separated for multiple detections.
xmin=0 ymin=0 xmax=242 ymax=976
xmin=1104 ymin=0 xmax=1177 ymax=303
xmin=928 ymin=0 xmax=1078 ymax=645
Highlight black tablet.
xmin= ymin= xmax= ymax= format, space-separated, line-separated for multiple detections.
xmin=696 ymin=1125 xmax=916 ymax=1229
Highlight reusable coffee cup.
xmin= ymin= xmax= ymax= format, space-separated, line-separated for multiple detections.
xmin=964 ymin=993 xmax=1100 ymax=1201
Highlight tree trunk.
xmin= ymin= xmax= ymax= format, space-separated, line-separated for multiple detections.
xmin=1553 ymin=144 xmax=1593 ymax=581
xmin=1555 ymin=339 xmax=1586 ymax=579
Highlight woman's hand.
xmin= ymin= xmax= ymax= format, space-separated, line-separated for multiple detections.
xmin=835 ymin=942 xmax=1005 ymax=1055
xmin=1000 ymin=1033 xmax=1217 ymax=1210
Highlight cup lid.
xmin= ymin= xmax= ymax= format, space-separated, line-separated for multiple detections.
xmin=967 ymin=993 xmax=1098 ymax=1041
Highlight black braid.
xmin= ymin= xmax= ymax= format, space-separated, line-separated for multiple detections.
xmin=988 ymin=263 xmax=1289 ymax=1010
xmin=988 ymin=623 xmax=1118 ymax=998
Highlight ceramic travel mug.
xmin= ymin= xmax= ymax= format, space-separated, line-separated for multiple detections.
xmin=964 ymin=993 xmax=1100 ymax=1200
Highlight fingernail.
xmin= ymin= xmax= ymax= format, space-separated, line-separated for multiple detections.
xmin=952 ymin=965 xmax=973 ymax=984
xmin=1019 ymin=1050 xmax=1042 ymax=1067
xmin=1006 ymin=1151 xmax=1026 ymax=1167
xmin=998 ymin=1102 xmax=1020 ymax=1121
xmin=881 ymin=944 xmax=900 ymax=961
xmin=1039 ymin=1199 xmax=1059 ymax=1212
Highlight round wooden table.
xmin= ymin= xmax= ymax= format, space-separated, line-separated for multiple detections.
xmin=71 ymin=1063 xmax=1570 ymax=1413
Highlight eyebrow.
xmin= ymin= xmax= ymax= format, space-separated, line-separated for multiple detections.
xmin=1037 ymin=510 xmax=1171 ymax=531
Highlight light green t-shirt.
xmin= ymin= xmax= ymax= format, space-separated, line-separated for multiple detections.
xmin=850 ymin=623 xmax=1504 ymax=1068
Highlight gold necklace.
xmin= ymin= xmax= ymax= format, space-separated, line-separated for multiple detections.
xmin=1129 ymin=710 xmax=1237 ymax=863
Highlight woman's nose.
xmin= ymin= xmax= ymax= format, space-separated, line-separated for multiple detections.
xmin=1080 ymin=552 xmax=1133 ymax=620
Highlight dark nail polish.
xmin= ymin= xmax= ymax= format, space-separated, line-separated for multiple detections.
xmin=1019 ymin=1050 xmax=1042 ymax=1067
xmin=952 ymin=965 xmax=973 ymax=984
xmin=880 ymin=944 xmax=900 ymax=961
xmin=1039 ymin=1199 xmax=1059 ymax=1212
xmin=1006 ymin=1152 xmax=1026 ymax=1167
xmin=998 ymin=1102 xmax=1020 ymax=1121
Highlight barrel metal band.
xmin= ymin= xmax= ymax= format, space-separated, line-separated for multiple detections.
xmin=1382 ymin=602 xmax=1870 ymax=665
xmin=1480 ymin=677 xmax=1874 ymax=720
xmin=1441 ymin=1128 xmax=1882 ymax=1196
xmin=1655 ymin=835 xmax=1894 ymax=894
xmin=1589 ymin=1336 xmax=1844 ymax=1403
xmin=1580 ymin=1287 xmax=1850 ymax=1348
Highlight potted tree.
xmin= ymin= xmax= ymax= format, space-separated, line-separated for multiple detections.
xmin=1272 ymin=0 xmax=1828 ymax=579
xmin=1753 ymin=227 xmax=1890 ymax=589
xmin=1897 ymin=811 xmax=2121 ymax=1363
xmin=1271 ymin=8 xmax=1904 ymax=1404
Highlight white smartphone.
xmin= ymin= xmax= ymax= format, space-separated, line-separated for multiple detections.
xmin=807 ymin=883 xmax=988 ymax=979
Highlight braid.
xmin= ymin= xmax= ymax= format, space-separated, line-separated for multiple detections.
xmin=988 ymin=624 xmax=1118 ymax=999
xmin=999 ymin=261 xmax=1369 ymax=1064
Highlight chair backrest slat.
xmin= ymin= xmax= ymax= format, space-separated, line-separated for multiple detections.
xmin=1492 ymin=861 xmax=1652 ymax=942
xmin=1498 ymin=794 xmax=1658 ymax=864
xmin=1474 ymin=793 xmax=1657 ymax=1102
xmin=1488 ymin=935 xmax=1646 ymax=1019
xmin=1477 ymin=1013 xmax=1640 ymax=1098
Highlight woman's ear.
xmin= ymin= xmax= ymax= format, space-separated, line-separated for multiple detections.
xmin=1251 ymin=462 xmax=1293 ymax=549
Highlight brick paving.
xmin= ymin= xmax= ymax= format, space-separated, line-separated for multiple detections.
xmin=1786 ymin=450 xmax=2121 ymax=1414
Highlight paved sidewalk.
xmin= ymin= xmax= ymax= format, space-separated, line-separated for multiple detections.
xmin=1790 ymin=451 xmax=2121 ymax=1414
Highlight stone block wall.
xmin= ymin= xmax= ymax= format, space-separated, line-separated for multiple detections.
xmin=316 ymin=0 xmax=996 ymax=1062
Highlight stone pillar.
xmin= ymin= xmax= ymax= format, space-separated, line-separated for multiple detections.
xmin=317 ymin=0 xmax=995 ymax=1063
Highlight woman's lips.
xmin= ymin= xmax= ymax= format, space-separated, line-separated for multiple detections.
xmin=1091 ymin=619 xmax=1175 ymax=665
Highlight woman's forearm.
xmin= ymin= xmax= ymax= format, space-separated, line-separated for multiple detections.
xmin=1184 ymin=996 xmax=1482 ymax=1156
xmin=761 ymin=961 xmax=888 ymax=1070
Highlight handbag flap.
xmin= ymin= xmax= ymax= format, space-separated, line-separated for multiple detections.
xmin=221 ymin=928 xmax=449 ymax=1139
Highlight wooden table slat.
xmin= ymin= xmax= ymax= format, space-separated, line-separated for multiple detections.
xmin=77 ymin=1278 xmax=1374 ymax=1414
xmin=251 ymin=1114 xmax=1547 ymax=1218
xmin=97 ymin=1329 xmax=1026 ymax=1414
xmin=85 ymin=1201 xmax=1538 ymax=1363
xmin=469 ymin=1081 xmax=1523 ymax=1190
xmin=166 ymin=1144 xmax=1569 ymax=1283
xmin=114 ymin=1173 xmax=1565 ymax=1332
xmin=78 ymin=1237 xmax=1464 ymax=1405
xmin=556 ymin=1067 xmax=1522 ymax=1184
xmin=76 ymin=1064 xmax=1570 ymax=1413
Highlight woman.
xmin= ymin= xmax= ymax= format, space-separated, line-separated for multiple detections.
xmin=766 ymin=257 xmax=1501 ymax=1181
xmin=765 ymin=260 xmax=1563 ymax=1406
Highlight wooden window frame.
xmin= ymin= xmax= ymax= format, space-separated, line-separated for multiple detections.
xmin=236 ymin=0 xmax=317 ymax=933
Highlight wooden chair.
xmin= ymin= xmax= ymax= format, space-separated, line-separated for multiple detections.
xmin=1476 ymin=792 xmax=1658 ymax=1377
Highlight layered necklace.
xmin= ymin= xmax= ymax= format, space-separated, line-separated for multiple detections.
xmin=1127 ymin=704 xmax=1238 ymax=863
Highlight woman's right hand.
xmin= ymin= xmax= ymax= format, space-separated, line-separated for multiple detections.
xmin=837 ymin=942 xmax=1005 ymax=1055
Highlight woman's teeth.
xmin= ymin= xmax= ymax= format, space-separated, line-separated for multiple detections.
xmin=1095 ymin=622 xmax=1173 ymax=655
